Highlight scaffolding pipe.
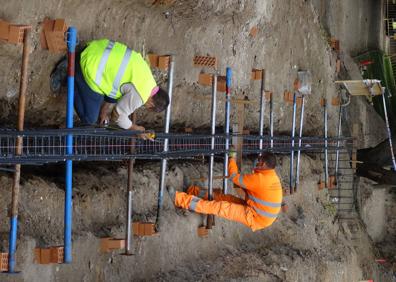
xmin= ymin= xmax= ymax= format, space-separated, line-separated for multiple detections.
xmin=155 ymin=57 xmax=174 ymax=230
xmin=64 ymin=26 xmax=77 ymax=263
xmin=258 ymin=70 xmax=266 ymax=152
xmin=223 ymin=67 xmax=232 ymax=194
xmin=381 ymin=89 xmax=396 ymax=170
xmin=125 ymin=160 xmax=133 ymax=253
xmin=206 ymin=75 xmax=217 ymax=229
xmin=294 ymin=95 xmax=305 ymax=192
xmin=270 ymin=92 xmax=274 ymax=149
xmin=124 ymin=113 xmax=136 ymax=255
xmin=335 ymin=102 xmax=343 ymax=176
xmin=289 ymin=92 xmax=297 ymax=194
xmin=324 ymin=99 xmax=329 ymax=188
xmin=8 ymin=27 xmax=30 ymax=273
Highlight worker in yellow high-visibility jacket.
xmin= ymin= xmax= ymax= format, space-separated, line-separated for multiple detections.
xmin=169 ymin=152 xmax=283 ymax=231
xmin=51 ymin=39 xmax=169 ymax=134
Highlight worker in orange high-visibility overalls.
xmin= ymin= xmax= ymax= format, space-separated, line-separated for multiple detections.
xmin=169 ymin=151 xmax=283 ymax=231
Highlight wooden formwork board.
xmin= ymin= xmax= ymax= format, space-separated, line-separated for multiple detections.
xmin=335 ymin=80 xmax=382 ymax=96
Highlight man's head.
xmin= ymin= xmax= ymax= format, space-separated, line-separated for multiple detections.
xmin=145 ymin=88 xmax=169 ymax=112
xmin=255 ymin=152 xmax=277 ymax=170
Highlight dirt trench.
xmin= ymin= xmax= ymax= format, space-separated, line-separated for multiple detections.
xmin=0 ymin=0 xmax=392 ymax=281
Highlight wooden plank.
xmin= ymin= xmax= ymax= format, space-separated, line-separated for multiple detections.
xmin=335 ymin=80 xmax=382 ymax=96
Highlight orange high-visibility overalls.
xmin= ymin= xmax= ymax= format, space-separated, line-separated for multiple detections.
xmin=175 ymin=158 xmax=283 ymax=231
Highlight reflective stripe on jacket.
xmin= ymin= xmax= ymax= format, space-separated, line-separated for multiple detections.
xmin=80 ymin=39 xmax=157 ymax=103
xmin=228 ymin=158 xmax=282 ymax=225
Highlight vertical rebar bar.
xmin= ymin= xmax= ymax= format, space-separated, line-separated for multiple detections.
xmin=223 ymin=67 xmax=232 ymax=194
xmin=324 ymin=99 xmax=329 ymax=188
xmin=64 ymin=27 xmax=77 ymax=264
xmin=270 ymin=92 xmax=274 ymax=149
xmin=8 ymin=27 xmax=30 ymax=273
xmin=155 ymin=57 xmax=174 ymax=231
xmin=206 ymin=75 xmax=217 ymax=229
xmin=258 ymin=70 xmax=265 ymax=152
xmin=289 ymin=92 xmax=297 ymax=194
xmin=124 ymin=113 xmax=136 ymax=255
xmin=294 ymin=95 xmax=305 ymax=192
xmin=381 ymin=88 xmax=396 ymax=170
xmin=335 ymin=102 xmax=343 ymax=176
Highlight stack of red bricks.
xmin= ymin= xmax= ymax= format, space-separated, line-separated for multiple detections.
xmin=40 ymin=18 xmax=67 ymax=53
xmin=132 ymin=222 xmax=156 ymax=236
xmin=34 ymin=246 xmax=64 ymax=264
xmin=147 ymin=53 xmax=170 ymax=71
xmin=0 ymin=19 xmax=30 ymax=45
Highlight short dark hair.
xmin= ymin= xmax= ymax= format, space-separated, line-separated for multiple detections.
xmin=258 ymin=152 xmax=276 ymax=169
xmin=152 ymin=88 xmax=169 ymax=112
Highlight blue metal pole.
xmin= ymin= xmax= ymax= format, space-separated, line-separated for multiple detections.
xmin=64 ymin=26 xmax=77 ymax=263
xmin=223 ymin=67 xmax=232 ymax=194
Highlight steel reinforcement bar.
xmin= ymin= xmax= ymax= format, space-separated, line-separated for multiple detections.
xmin=0 ymin=128 xmax=353 ymax=165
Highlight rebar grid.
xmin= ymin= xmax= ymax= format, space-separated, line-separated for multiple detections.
xmin=0 ymin=128 xmax=354 ymax=164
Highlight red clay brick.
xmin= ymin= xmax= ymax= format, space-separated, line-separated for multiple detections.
xmin=8 ymin=25 xmax=25 ymax=44
xmin=217 ymin=75 xmax=226 ymax=92
xmin=143 ymin=223 xmax=156 ymax=235
xmin=45 ymin=29 xmax=67 ymax=53
xmin=107 ymin=239 xmax=125 ymax=250
xmin=197 ymin=226 xmax=208 ymax=237
xmin=193 ymin=55 xmax=217 ymax=68
xmin=0 ymin=20 xmax=9 ymax=41
xmin=34 ymin=248 xmax=41 ymax=263
xmin=251 ymin=69 xmax=263 ymax=80
xmin=0 ymin=253 xmax=8 ymax=272
xmin=158 ymin=55 xmax=170 ymax=70
xmin=147 ymin=53 xmax=159 ymax=68
xmin=54 ymin=19 xmax=67 ymax=32
xmin=100 ymin=237 xmax=112 ymax=253
xmin=198 ymin=73 xmax=213 ymax=86
xmin=50 ymin=246 xmax=64 ymax=264
xmin=133 ymin=222 xmax=156 ymax=236
xmin=39 ymin=248 xmax=51 ymax=264
xmin=40 ymin=18 xmax=54 ymax=50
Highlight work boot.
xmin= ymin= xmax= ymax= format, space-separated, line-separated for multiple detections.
xmin=167 ymin=185 xmax=176 ymax=204
xmin=182 ymin=174 xmax=192 ymax=192
xmin=50 ymin=57 xmax=68 ymax=93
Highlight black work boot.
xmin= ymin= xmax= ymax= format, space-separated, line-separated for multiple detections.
xmin=50 ymin=57 xmax=68 ymax=94
xmin=167 ymin=186 xmax=176 ymax=204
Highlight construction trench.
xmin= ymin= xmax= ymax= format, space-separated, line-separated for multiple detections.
xmin=0 ymin=0 xmax=395 ymax=281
